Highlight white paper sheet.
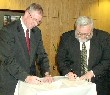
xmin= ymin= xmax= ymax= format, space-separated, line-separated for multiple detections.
xmin=14 ymin=76 xmax=97 ymax=95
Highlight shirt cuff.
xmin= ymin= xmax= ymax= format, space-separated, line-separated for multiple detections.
xmin=90 ymin=70 xmax=95 ymax=77
xmin=45 ymin=72 xmax=50 ymax=76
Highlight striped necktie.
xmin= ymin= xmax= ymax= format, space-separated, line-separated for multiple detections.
xmin=81 ymin=42 xmax=88 ymax=75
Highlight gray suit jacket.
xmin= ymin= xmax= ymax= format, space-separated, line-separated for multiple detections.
xmin=0 ymin=20 xmax=50 ymax=95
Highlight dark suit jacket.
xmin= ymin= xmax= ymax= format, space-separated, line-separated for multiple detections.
xmin=0 ymin=20 xmax=50 ymax=95
xmin=57 ymin=29 xmax=110 ymax=95
xmin=57 ymin=29 xmax=110 ymax=76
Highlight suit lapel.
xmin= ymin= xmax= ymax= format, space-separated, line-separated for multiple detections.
xmin=88 ymin=31 xmax=99 ymax=69
xmin=30 ymin=29 xmax=39 ymax=65
xmin=70 ymin=32 xmax=81 ymax=66
xmin=74 ymin=40 xmax=81 ymax=69
xmin=16 ymin=20 xmax=30 ymax=63
xmin=88 ymin=39 xmax=96 ymax=69
xmin=73 ymin=40 xmax=81 ymax=61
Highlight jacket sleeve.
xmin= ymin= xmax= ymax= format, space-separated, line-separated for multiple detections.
xmin=92 ymin=30 xmax=110 ymax=77
xmin=35 ymin=29 xmax=50 ymax=77
xmin=57 ymin=33 xmax=72 ymax=75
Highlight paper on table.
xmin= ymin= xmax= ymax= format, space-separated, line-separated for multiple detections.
xmin=18 ymin=76 xmax=90 ymax=90
xmin=14 ymin=76 xmax=97 ymax=95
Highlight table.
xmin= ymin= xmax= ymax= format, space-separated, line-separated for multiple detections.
xmin=14 ymin=76 xmax=97 ymax=95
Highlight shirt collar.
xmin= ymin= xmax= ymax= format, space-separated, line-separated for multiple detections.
xmin=20 ymin=17 xmax=30 ymax=38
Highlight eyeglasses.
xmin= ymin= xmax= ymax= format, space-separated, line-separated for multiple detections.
xmin=77 ymin=32 xmax=91 ymax=37
xmin=28 ymin=12 xmax=42 ymax=25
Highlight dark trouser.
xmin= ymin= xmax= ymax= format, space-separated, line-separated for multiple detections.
xmin=108 ymin=73 xmax=110 ymax=95
xmin=92 ymin=75 xmax=109 ymax=95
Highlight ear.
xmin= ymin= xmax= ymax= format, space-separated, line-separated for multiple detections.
xmin=24 ymin=11 xmax=29 ymax=18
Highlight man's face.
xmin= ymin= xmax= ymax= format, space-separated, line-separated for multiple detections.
xmin=27 ymin=11 xmax=43 ymax=29
xmin=75 ymin=25 xmax=93 ymax=42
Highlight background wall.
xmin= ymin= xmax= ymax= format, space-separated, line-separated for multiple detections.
xmin=0 ymin=0 xmax=110 ymax=76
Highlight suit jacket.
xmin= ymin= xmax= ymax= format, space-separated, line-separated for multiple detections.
xmin=0 ymin=20 xmax=50 ymax=95
xmin=57 ymin=28 xmax=110 ymax=78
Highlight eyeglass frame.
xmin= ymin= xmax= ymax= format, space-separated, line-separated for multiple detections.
xmin=77 ymin=31 xmax=92 ymax=37
xmin=28 ymin=11 xmax=42 ymax=25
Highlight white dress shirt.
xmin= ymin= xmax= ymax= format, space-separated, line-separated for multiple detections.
xmin=20 ymin=17 xmax=30 ymax=38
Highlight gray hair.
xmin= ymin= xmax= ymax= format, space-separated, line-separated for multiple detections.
xmin=75 ymin=16 xmax=94 ymax=28
xmin=26 ymin=3 xmax=43 ymax=15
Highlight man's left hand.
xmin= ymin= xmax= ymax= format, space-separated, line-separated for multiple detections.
xmin=80 ymin=71 xmax=94 ymax=82
xmin=43 ymin=75 xmax=53 ymax=83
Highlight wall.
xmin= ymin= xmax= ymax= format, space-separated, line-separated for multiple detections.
xmin=0 ymin=0 xmax=110 ymax=76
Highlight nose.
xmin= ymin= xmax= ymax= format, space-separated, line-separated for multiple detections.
xmin=80 ymin=35 xmax=86 ymax=39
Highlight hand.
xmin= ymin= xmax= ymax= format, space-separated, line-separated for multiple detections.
xmin=80 ymin=71 xmax=94 ymax=82
xmin=43 ymin=75 xmax=53 ymax=83
xmin=25 ymin=76 xmax=42 ymax=84
xmin=67 ymin=72 xmax=77 ymax=80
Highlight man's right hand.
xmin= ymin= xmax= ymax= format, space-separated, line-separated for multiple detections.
xmin=25 ymin=76 xmax=42 ymax=84
xmin=66 ymin=72 xmax=77 ymax=80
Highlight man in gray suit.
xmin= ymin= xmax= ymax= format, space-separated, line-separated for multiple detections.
xmin=57 ymin=16 xmax=110 ymax=95
xmin=0 ymin=3 xmax=53 ymax=95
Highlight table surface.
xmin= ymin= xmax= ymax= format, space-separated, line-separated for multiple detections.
xmin=14 ymin=76 xmax=97 ymax=95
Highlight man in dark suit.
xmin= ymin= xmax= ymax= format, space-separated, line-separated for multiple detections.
xmin=0 ymin=3 xmax=53 ymax=95
xmin=57 ymin=16 xmax=110 ymax=95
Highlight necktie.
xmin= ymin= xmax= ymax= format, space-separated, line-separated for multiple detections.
xmin=81 ymin=42 xmax=88 ymax=75
xmin=26 ymin=29 xmax=30 ymax=55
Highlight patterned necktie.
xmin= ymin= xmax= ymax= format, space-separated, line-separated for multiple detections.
xmin=81 ymin=42 xmax=88 ymax=75
xmin=26 ymin=29 xmax=30 ymax=55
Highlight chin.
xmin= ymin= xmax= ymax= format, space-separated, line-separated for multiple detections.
xmin=78 ymin=39 xmax=88 ymax=42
